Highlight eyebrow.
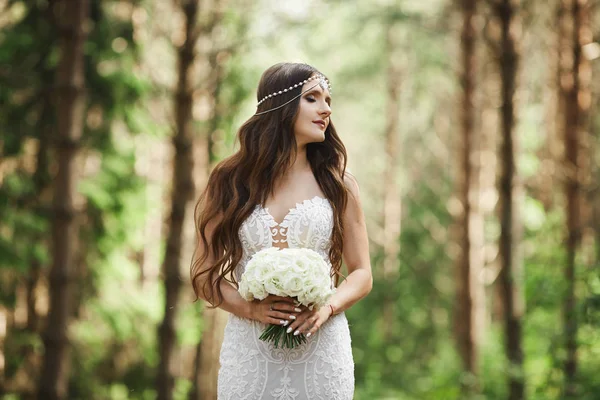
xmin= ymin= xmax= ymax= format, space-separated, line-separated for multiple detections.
xmin=305 ymin=88 xmax=332 ymax=104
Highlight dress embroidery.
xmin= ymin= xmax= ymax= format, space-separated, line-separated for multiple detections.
xmin=217 ymin=196 xmax=354 ymax=400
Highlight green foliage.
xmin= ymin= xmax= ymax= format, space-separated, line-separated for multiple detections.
xmin=1 ymin=0 xmax=599 ymax=398
xmin=349 ymin=160 xmax=458 ymax=398
xmin=1 ymin=0 xmax=155 ymax=397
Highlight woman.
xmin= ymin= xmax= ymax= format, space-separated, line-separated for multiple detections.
xmin=191 ymin=62 xmax=372 ymax=400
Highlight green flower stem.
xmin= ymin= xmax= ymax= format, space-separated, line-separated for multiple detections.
xmin=259 ymin=324 xmax=307 ymax=349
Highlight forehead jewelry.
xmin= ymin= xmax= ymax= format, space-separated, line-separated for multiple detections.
xmin=254 ymin=74 xmax=332 ymax=116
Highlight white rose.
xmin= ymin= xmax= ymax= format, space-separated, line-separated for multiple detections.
xmin=281 ymin=275 xmax=304 ymax=297
xmin=238 ymin=247 xmax=334 ymax=306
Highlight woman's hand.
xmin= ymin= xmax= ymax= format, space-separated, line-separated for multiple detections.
xmin=286 ymin=305 xmax=333 ymax=338
xmin=249 ymin=295 xmax=303 ymax=326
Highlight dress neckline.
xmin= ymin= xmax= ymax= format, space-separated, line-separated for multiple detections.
xmin=258 ymin=195 xmax=330 ymax=226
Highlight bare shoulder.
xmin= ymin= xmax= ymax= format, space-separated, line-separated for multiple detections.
xmin=343 ymin=170 xmax=361 ymax=199
xmin=341 ymin=171 xmax=364 ymax=220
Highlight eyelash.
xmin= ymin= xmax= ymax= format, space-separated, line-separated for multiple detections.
xmin=306 ymin=96 xmax=331 ymax=106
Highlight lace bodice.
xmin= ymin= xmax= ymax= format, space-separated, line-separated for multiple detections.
xmin=235 ymin=195 xmax=334 ymax=281
xmin=218 ymin=196 xmax=354 ymax=400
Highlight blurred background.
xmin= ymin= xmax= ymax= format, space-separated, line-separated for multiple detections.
xmin=1 ymin=0 xmax=599 ymax=399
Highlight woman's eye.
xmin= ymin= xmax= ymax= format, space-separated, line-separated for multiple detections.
xmin=306 ymin=96 xmax=316 ymax=102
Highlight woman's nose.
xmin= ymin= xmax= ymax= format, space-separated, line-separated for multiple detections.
xmin=320 ymin=104 xmax=331 ymax=117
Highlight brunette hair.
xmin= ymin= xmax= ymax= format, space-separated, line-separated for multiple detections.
xmin=190 ymin=62 xmax=348 ymax=306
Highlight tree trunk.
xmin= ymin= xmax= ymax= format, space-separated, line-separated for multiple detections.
xmin=188 ymin=334 xmax=203 ymax=400
xmin=455 ymin=0 xmax=485 ymax=389
xmin=492 ymin=0 xmax=526 ymax=399
xmin=480 ymin=32 xmax=502 ymax=325
xmin=27 ymin=101 xmax=52 ymax=333
xmin=37 ymin=1 xmax=88 ymax=398
xmin=381 ymin=22 xmax=402 ymax=341
xmin=593 ymin=99 xmax=600 ymax=266
xmin=188 ymin=5 xmax=231 ymax=398
xmin=190 ymin=308 xmax=228 ymax=400
xmin=204 ymin=3 xmax=227 ymax=169
xmin=156 ymin=1 xmax=200 ymax=399
xmin=558 ymin=0 xmax=591 ymax=397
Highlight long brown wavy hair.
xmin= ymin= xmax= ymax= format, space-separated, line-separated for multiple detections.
xmin=190 ymin=62 xmax=348 ymax=307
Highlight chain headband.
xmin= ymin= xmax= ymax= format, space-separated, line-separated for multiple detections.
xmin=254 ymin=74 xmax=332 ymax=116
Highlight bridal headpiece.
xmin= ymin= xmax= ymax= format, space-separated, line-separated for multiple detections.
xmin=255 ymin=74 xmax=332 ymax=116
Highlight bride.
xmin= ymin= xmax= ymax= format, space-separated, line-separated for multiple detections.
xmin=190 ymin=62 xmax=372 ymax=400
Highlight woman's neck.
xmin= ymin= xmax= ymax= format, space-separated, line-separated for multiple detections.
xmin=270 ymin=146 xmax=315 ymax=197
xmin=288 ymin=146 xmax=310 ymax=174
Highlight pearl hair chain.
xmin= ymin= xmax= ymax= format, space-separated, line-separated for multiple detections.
xmin=256 ymin=74 xmax=332 ymax=106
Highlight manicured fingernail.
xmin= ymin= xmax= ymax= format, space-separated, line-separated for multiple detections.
xmin=294 ymin=308 xmax=302 ymax=312
xmin=287 ymin=327 xmax=293 ymax=333
xmin=306 ymin=332 xmax=312 ymax=338
xmin=289 ymin=315 xmax=296 ymax=320
xmin=284 ymin=321 xmax=290 ymax=326
xmin=279 ymin=320 xmax=286 ymax=325
xmin=293 ymin=330 xmax=300 ymax=336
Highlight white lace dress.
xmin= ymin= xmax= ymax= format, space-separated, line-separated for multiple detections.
xmin=217 ymin=196 xmax=355 ymax=400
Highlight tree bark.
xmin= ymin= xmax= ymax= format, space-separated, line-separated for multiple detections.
xmin=188 ymin=4 xmax=231 ymax=398
xmin=188 ymin=334 xmax=203 ymax=400
xmin=37 ymin=0 xmax=88 ymax=399
xmin=558 ymin=0 xmax=591 ymax=397
xmin=491 ymin=1 xmax=526 ymax=399
xmin=27 ymin=101 xmax=52 ymax=333
xmin=593 ymin=100 xmax=600 ymax=267
xmin=191 ymin=308 xmax=228 ymax=400
xmin=455 ymin=0 xmax=485 ymax=389
xmin=203 ymin=2 xmax=227 ymax=169
xmin=457 ymin=0 xmax=475 ymax=374
xmin=156 ymin=1 xmax=200 ymax=399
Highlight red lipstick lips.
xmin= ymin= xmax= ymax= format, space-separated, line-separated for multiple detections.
xmin=313 ymin=120 xmax=326 ymax=129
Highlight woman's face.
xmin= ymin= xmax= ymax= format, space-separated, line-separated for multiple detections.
xmin=292 ymin=76 xmax=332 ymax=147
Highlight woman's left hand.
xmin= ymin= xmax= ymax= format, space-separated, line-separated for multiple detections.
xmin=286 ymin=305 xmax=333 ymax=338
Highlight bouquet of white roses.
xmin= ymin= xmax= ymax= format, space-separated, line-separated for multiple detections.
xmin=238 ymin=247 xmax=335 ymax=349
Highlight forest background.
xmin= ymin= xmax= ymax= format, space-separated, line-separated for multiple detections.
xmin=1 ymin=0 xmax=599 ymax=399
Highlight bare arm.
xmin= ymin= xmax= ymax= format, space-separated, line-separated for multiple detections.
xmin=194 ymin=215 xmax=299 ymax=324
xmin=327 ymin=172 xmax=373 ymax=313
xmin=291 ymin=172 xmax=373 ymax=336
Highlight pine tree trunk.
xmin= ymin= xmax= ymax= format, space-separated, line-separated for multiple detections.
xmin=559 ymin=0 xmax=591 ymax=397
xmin=204 ymin=3 xmax=227 ymax=169
xmin=188 ymin=5 xmax=231 ymax=398
xmin=382 ymin=22 xmax=402 ymax=341
xmin=194 ymin=308 xmax=228 ymax=400
xmin=593 ymin=99 xmax=600 ymax=264
xmin=188 ymin=336 xmax=203 ymax=400
xmin=156 ymin=1 xmax=200 ymax=399
xmin=480 ymin=38 xmax=503 ymax=325
xmin=27 ymin=101 xmax=52 ymax=333
xmin=456 ymin=0 xmax=484 ymax=388
xmin=490 ymin=1 xmax=526 ymax=399
xmin=37 ymin=1 xmax=88 ymax=398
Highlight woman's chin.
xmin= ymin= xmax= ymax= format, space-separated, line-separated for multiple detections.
xmin=297 ymin=134 xmax=325 ymax=146
xmin=311 ymin=132 xmax=326 ymax=143
xmin=308 ymin=137 xmax=325 ymax=145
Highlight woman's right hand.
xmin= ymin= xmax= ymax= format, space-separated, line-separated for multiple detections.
xmin=249 ymin=295 xmax=304 ymax=326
